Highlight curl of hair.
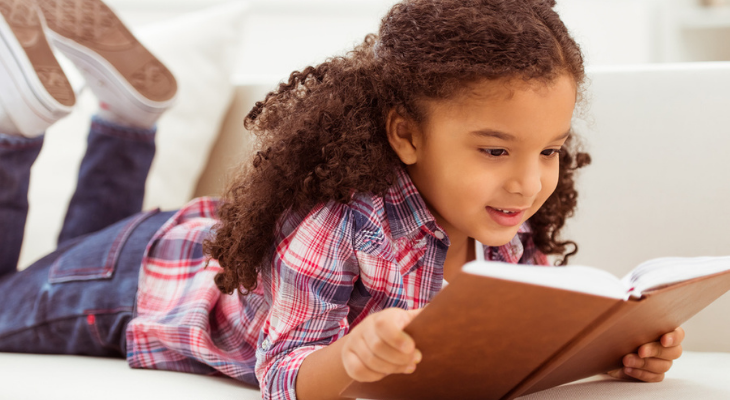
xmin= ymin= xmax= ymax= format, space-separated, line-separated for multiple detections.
xmin=530 ymin=135 xmax=591 ymax=266
xmin=205 ymin=0 xmax=591 ymax=295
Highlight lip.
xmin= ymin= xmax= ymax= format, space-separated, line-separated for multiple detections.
xmin=489 ymin=206 xmax=529 ymax=213
xmin=486 ymin=206 xmax=527 ymax=227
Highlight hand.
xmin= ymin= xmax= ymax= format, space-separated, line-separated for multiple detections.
xmin=606 ymin=327 xmax=685 ymax=382
xmin=341 ymin=307 xmax=424 ymax=383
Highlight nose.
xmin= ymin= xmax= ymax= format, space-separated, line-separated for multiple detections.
xmin=504 ymin=159 xmax=542 ymax=198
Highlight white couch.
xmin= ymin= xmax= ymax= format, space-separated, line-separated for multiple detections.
xmin=2 ymin=62 xmax=730 ymax=399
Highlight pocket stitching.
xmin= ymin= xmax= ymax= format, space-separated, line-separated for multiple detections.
xmin=48 ymin=209 xmax=160 ymax=283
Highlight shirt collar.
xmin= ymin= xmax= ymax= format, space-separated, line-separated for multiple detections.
xmin=383 ymin=167 xmax=449 ymax=245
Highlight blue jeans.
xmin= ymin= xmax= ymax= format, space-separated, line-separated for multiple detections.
xmin=0 ymin=118 xmax=174 ymax=357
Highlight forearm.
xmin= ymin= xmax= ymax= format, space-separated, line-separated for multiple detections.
xmin=295 ymin=334 xmax=355 ymax=400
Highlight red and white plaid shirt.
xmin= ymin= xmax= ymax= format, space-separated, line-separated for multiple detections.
xmin=126 ymin=167 xmax=549 ymax=399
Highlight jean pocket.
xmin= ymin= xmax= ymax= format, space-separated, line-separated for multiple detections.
xmin=48 ymin=209 xmax=159 ymax=283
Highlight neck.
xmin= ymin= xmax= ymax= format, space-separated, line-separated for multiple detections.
xmin=443 ymin=236 xmax=476 ymax=282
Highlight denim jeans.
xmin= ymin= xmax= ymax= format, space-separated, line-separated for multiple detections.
xmin=0 ymin=118 xmax=174 ymax=357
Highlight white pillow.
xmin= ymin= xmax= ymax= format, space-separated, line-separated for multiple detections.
xmin=19 ymin=2 xmax=248 ymax=269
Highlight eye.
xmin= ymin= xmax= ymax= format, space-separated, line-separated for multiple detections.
xmin=481 ymin=148 xmax=508 ymax=157
xmin=541 ymin=149 xmax=561 ymax=158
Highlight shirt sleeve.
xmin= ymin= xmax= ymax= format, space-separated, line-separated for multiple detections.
xmin=255 ymin=201 xmax=360 ymax=400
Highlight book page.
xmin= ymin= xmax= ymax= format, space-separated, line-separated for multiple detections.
xmin=621 ymin=256 xmax=730 ymax=298
xmin=462 ymin=261 xmax=627 ymax=299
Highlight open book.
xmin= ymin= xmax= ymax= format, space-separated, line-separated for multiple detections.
xmin=340 ymin=256 xmax=730 ymax=400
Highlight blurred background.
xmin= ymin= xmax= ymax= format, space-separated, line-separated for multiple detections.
xmin=106 ymin=0 xmax=730 ymax=83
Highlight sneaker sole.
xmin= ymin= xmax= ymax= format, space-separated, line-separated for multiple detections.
xmin=38 ymin=0 xmax=177 ymax=105
xmin=0 ymin=0 xmax=74 ymax=135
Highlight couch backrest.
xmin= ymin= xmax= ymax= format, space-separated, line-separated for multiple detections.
xmin=565 ymin=62 xmax=730 ymax=351
xmin=568 ymin=63 xmax=730 ymax=268
xmin=198 ymin=63 xmax=730 ymax=351
xmin=193 ymin=80 xmax=276 ymax=198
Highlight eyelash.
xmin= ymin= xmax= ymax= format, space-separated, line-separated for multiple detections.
xmin=480 ymin=149 xmax=561 ymax=158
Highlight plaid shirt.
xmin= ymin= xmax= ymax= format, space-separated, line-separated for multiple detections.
xmin=126 ymin=167 xmax=549 ymax=399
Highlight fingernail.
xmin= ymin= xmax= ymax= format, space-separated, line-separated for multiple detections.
xmin=666 ymin=337 xmax=673 ymax=346
xmin=406 ymin=364 xmax=416 ymax=374
xmin=414 ymin=350 xmax=422 ymax=364
xmin=625 ymin=367 xmax=633 ymax=374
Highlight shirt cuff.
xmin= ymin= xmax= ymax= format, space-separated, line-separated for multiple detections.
xmin=258 ymin=344 xmax=328 ymax=400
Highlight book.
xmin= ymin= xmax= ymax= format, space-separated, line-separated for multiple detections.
xmin=339 ymin=256 xmax=730 ymax=400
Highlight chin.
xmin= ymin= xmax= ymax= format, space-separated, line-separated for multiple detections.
xmin=479 ymin=235 xmax=516 ymax=248
xmin=478 ymin=227 xmax=522 ymax=247
xmin=481 ymin=240 xmax=511 ymax=248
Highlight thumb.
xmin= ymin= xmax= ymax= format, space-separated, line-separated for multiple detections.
xmin=391 ymin=307 xmax=424 ymax=330
xmin=404 ymin=307 xmax=424 ymax=321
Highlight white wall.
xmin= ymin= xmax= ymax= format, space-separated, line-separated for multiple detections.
xmin=107 ymin=0 xmax=399 ymax=81
xmin=556 ymin=0 xmax=730 ymax=65
xmin=555 ymin=0 xmax=663 ymax=65
xmin=105 ymin=0 xmax=730 ymax=82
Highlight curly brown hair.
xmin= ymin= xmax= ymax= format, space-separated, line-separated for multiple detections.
xmin=205 ymin=0 xmax=592 ymax=295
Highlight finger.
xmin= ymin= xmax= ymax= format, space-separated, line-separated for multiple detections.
xmin=623 ymin=354 xmax=673 ymax=374
xmin=624 ymin=367 xmax=665 ymax=383
xmin=661 ymin=327 xmax=685 ymax=347
xmin=374 ymin=309 xmax=418 ymax=354
xmin=362 ymin=325 xmax=421 ymax=367
xmin=350 ymin=330 xmax=415 ymax=375
xmin=606 ymin=368 xmax=639 ymax=381
xmin=342 ymin=347 xmax=387 ymax=382
xmin=638 ymin=341 xmax=683 ymax=360
xmin=605 ymin=368 xmax=620 ymax=379
xmin=406 ymin=307 xmax=425 ymax=317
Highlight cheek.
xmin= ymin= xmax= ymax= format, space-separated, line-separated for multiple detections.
xmin=540 ymin=163 xmax=561 ymax=202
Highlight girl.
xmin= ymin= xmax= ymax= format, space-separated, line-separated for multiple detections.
xmin=0 ymin=0 xmax=684 ymax=399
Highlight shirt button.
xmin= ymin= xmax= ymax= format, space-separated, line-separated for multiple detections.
xmin=262 ymin=338 xmax=270 ymax=350
xmin=434 ymin=230 xmax=445 ymax=240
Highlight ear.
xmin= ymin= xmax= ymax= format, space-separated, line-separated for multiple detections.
xmin=385 ymin=107 xmax=420 ymax=165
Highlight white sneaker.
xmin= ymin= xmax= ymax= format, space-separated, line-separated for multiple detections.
xmin=38 ymin=0 xmax=177 ymax=129
xmin=0 ymin=0 xmax=75 ymax=137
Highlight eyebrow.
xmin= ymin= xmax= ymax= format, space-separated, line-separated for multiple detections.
xmin=470 ymin=129 xmax=571 ymax=142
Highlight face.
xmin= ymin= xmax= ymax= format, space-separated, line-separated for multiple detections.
xmin=387 ymin=74 xmax=577 ymax=248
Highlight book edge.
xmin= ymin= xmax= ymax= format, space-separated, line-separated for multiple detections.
xmin=508 ymin=268 xmax=730 ymax=399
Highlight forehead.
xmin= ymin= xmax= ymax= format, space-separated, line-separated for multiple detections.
xmin=419 ymin=75 xmax=577 ymax=139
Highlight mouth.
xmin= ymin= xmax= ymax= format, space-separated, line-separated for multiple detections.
xmin=486 ymin=206 xmax=527 ymax=227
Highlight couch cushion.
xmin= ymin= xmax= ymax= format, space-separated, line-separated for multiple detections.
xmin=0 ymin=351 xmax=728 ymax=399
xmin=0 ymin=353 xmax=260 ymax=400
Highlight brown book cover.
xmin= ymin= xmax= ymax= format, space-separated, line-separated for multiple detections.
xmin=340 ymin=266 xmax=730 ymax=400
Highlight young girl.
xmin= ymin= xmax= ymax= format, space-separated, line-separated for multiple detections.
xmin=0 ymin=0 xmax=685 ymax=399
